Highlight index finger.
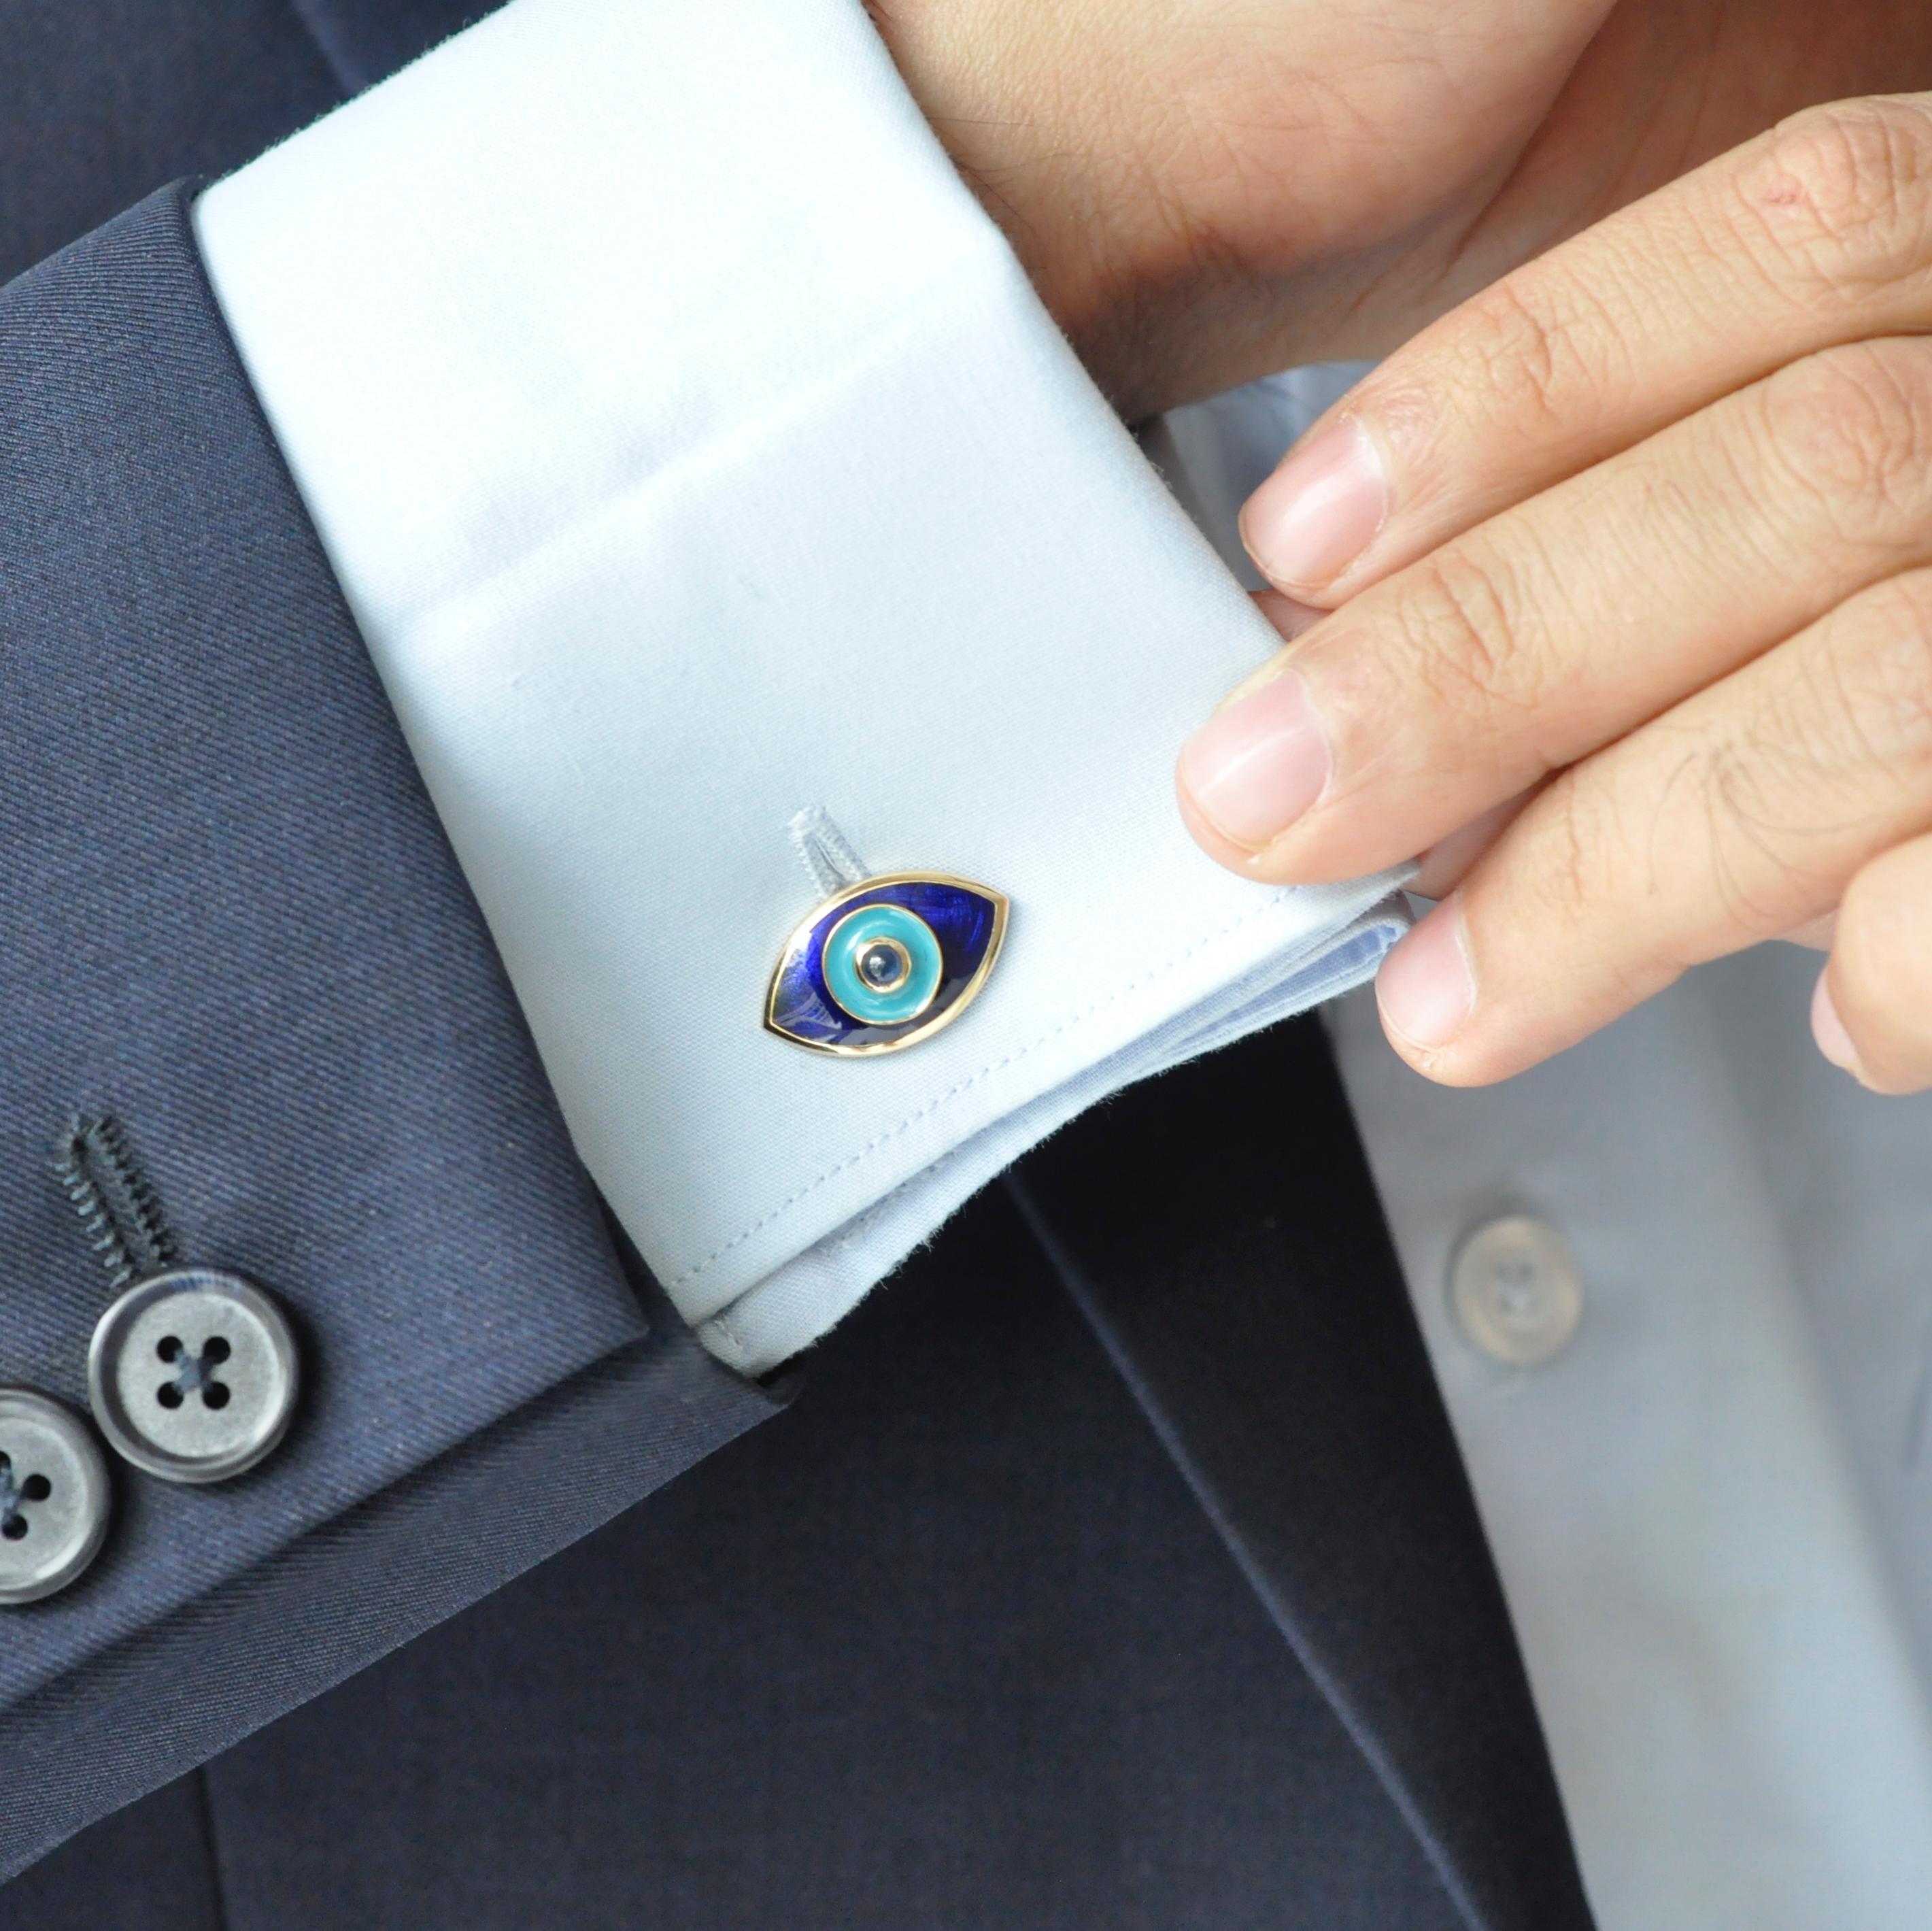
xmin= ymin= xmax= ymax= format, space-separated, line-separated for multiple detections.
xmin=1238 ymin=93 xmax=1932 ymax=602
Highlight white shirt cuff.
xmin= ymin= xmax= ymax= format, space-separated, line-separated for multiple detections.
xmin=194 ymin=0 xmax=1407 ymax=1375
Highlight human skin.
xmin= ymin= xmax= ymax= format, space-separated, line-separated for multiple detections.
xmin=870 ymin=0 xmax=1932 ymax=420
xmin=1176 ymin=93 xmax=1932 ymax=1094
xmin=871 ymin=1 xmax=1932 ymax=1088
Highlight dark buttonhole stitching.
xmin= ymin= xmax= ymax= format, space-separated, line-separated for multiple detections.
xmin=52 ymin=1113 xmax=181 ymax=1291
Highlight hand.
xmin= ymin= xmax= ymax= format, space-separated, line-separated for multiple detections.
xmin=869 ymin=0 xmax=1932 ymax=418
xmin=1175 ymin=94 xmax=1932 ymax=1094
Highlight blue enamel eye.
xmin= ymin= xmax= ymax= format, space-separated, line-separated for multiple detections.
xmin=766 ymin=874 xmax=1008 ymax=1056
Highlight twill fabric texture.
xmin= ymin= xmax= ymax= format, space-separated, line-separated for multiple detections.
xmin=0 ymin=176 xmax=773 ymax=1873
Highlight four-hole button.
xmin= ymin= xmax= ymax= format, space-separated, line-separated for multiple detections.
xmin=0 ymin=1389 xmax=111 ymax=1604
xmin=88 ymin=1267 xmax=299 ymax=1484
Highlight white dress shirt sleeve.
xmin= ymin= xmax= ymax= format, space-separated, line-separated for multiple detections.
xmin=192 ymin=0 xmax=1406 ymax=1376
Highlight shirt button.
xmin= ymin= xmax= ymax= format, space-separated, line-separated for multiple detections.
xmin=0 ymin=1389 xmax=111 ymax=1604
xmin=1449 ymin=1215 xmax=1584 ymax=1368
xmin=88 ymin=1268 xmax=299 ymax=1484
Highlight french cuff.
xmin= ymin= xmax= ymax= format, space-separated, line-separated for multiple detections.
xmin=194 ymin=0 xmax=1408 ymax=1378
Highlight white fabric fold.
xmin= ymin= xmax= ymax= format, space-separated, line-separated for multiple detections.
xmin=705 ymin=884 xmax=1406 ymax=1370
xmin=194 ymin=0 xmax=1405 ymax=1373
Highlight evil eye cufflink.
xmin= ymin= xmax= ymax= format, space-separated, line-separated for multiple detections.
xmin=766 ymin=809 xmax=1007 ymax=1058
xmin=766 ymin=875 xmax=1008 ymax=1056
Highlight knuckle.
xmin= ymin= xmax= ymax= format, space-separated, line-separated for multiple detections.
xmin=1816 ymin=569 xmax=1932 ymax=789
xmin=1379 ymin=545 xmax=1553 ymax=735
xmin=1532 ymin=773 xmax=1617 ymax=922
xmin=1732 ymin=97 xmax=1932 ymax=301
xmin=1692 ymin=728 xmax=1845 ymax=928
xmin=1674 ymin=573 xmax=1932 ymax=941
xmin=1525 ymin=770 xmax=1638 ymax=939
xmin=1370 ymin=270 xmax=1625 ymax=480
xmin=1752 ymin=341 xmax=1932 ymax=524
xmin=1512 ymin=769 xmax=1693 ymax=1003
xmin=1455 ymin=278 xmax=1572 ymax=428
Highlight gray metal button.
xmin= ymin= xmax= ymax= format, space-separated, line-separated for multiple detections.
xmin=0 ymin=1389 xmax=111 ymax=1604
xmin=88 ymin=1268 xmax=299 ymax=1484
xmin=1450 ymin=1215 xmax=1584 ymax=1368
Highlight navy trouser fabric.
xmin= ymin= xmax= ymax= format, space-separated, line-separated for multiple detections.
xmin=0 ymin=1031 xmax=1591 ymax=1931
xmin=0 ymin=1149 xmax=1465 ymax=1931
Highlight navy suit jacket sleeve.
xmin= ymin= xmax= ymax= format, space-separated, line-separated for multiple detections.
xmin=0 ymin=181 xmax=776 ymax=1879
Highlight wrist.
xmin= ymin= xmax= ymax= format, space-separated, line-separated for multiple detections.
xmin=869 ymin=0 xmax=1174 ymax=408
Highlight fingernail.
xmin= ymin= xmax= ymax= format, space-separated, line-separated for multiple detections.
xmin=1810 ymin=971 xmax=1863 ymax=1075
xmin=1253 ymin=588 xmax=1326 ymax=645
xmin=1240 ymin=417 xmax=1389 ymax=592
xmin=1177 ymin=669 xmax=1332 ymax=852
xmin=1377 ymin=899 xmax=1476 ymax=1052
